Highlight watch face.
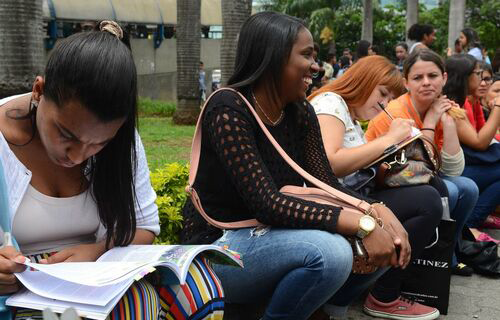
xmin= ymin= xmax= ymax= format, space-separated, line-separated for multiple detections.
xmin=360 ymin=216 xmax=376 ymax=231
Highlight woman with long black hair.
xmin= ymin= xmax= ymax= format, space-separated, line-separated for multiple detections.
xmin=0 ymin=21 xmax=223 ymax=319
xmin=181 ymin=11 xmax=411 ymax=319
xmin=458 ymin=28 xmax=483 ymax=61
xmin=443 ymin=54 xmax=500 ymax=243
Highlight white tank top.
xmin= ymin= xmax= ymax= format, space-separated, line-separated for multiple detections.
xmin=13 ymin=185 xmax=100 ymax=255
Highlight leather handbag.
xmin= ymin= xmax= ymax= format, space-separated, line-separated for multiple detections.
xmin=374 ymin=134 xmax=441 ymax=188
xmin=186 ymin=88 xmax=381 ymax=274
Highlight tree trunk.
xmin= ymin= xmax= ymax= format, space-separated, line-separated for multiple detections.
xmin=448 ymin=0 xmax=465 ymax=50
xmin=361 ymin=0 xmax=373 ymax=43
xmin=173 ymin=0 xmax=201 ymax=125
xmin=0 ymin=0 xmax=44 ymax=98
xmin=221 ymin=0 xmax=252 ymax=86
xmin=406 ymin=0 xmax=419 ymax=43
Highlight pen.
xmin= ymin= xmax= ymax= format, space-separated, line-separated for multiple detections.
xmin=378 ymin=102 xmax=394 ymax=120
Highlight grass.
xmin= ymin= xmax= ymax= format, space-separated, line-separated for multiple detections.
xmin=138 ymin=98 xmax=176 ymax=117
xmin=138 ymin=117 xmax=195 ymax=171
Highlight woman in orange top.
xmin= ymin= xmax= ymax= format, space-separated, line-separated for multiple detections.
xmin=308 ymin=56 xmax=442 ymax=319
xmin=366 ymin=49 xmax=479 ymax=276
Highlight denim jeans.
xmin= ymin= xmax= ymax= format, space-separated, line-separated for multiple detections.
xmin=442 ymin=176 xmax=479 ymax=267
xmin=462 ymin=162 xmax=500 ymax=228
xmin=212 ymin=228 xmax=385 ymax=319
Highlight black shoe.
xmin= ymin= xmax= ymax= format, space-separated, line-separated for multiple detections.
xmin=452 ymin=263 xmax=473 ymax=276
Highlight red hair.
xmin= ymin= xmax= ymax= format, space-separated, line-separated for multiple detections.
xmin=308 ymin=56 xmax=405 ymax=107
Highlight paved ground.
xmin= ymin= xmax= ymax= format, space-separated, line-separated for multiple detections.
xmin=225 ymin=229 xmax=500 ymax=320
xmin=347 ymin=228 xmax=500 ymax=320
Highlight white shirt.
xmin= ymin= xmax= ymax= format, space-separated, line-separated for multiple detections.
xmin=468 ymin=47 xmax=483 ymax=61
xmin=310 ymin=92 xmax=366 ymax=148
xmin=0 ymin=94 xmax=160 ymax=248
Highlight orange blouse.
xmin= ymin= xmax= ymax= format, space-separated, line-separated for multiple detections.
xmin=365 ymin=93 xmax=444 ymax=151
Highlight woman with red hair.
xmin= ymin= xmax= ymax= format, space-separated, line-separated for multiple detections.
xmin=308 ymin=56 xmax=442 ymax=320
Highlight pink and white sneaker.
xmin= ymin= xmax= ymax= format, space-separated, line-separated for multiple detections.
xmin=364 ymin=294 xmax=440 ymax=320
xmin=476 ymin=232 xmax=500 ymax=244
xmin=481 ymin=215 xmax=500 ymax=229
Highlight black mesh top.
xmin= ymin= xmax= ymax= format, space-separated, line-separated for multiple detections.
xmin=180 ymin=89 xmax=376 ymax=244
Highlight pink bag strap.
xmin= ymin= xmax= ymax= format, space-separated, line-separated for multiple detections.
xmin=187 ymin=88 xmax=373 ymax=229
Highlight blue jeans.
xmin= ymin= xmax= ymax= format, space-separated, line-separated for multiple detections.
xmin=462 ymin=163 xmax=500 ymax=228
xmin=213 ymin=228 xmax=385 ymax=319
xmin=442 ymin=176 xmax=479 ymax=267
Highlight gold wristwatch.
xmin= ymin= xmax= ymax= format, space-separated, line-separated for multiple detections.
xmin=356 ymin=215 xmax=376 ymax=239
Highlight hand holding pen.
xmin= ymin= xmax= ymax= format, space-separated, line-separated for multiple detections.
xmin=378 ymin=102 xmax=415 ymax=144
xmin=0 ymin=232 xmax=26 ymax=295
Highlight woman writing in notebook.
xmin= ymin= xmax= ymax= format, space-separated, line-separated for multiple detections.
xmin=308 ymin=55 xmax=441 ymax=320
xmin=0 ymin=21 xmax=223 ymax=319
xmin=366 ymin=49 xmax=479 ymax=277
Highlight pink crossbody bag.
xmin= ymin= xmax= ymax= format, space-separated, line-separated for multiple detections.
xmin=186 ymin=88 xmax=378 ymax=273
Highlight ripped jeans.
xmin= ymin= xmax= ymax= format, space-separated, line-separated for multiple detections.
xmin=212 ymin=227 xmax=386 ymax=320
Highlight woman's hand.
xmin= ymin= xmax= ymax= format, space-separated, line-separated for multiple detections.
xmin=386 ymin=118 xmax=415 ymax=144
xmin=0 ymin=246 xmax=26 ymax=294
xmin=487 ymin=96 xmax=500 ymax=111
xmin=372 ymin=203 xmax=411 ymax=268
xmin=362 ymin=224 xmax=398 ymax=268
xmin=441 ymin=112 xmax=457 ymax=130
xmin=424 ymin=96 xmax=453 ymax=128
xmin=40 ymin=242 xmax=106 ymax=264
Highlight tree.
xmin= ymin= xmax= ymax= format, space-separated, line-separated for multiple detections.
xmin=173 ymin=0 xmax=201 ymax=125
xmin=361 ymin=0 xmax=373 ymax=42
xmin=221 ymin=0 xmax=252 ymax=86
xmin=406 ymin=0 xmax=419 ymax=42
xmin=447 ymin=0 xmax=465 ymax=49
xmin=0 ymin=0 xmax=44 ymax=98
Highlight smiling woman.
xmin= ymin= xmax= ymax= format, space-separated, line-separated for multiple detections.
xmin=180 ymin=11 xmax=410 ymax=320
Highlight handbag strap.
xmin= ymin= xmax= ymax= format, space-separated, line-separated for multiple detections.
xmin=187 ymin=88 xmax=373 ymax=229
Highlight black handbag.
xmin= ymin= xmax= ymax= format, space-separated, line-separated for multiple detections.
xmin=457 ymin=228 xmax=500 ymax=278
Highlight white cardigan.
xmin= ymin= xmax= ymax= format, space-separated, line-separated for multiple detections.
xmin=0 ymin=94 xmax=160 ymax=242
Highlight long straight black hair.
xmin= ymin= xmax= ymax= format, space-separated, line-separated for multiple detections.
xmin=43 ymin=26 xmax=138 ymax=248
xmin=228 ymin=11 xmax=306 ymax=101
xmin=443 ymin=54 xmax=477 ymax=107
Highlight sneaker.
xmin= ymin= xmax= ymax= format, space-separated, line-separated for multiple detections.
xmin=481 ymin=215 xmax=500 ymax=229
xmin=451 ymin=263 xmax=473 ymax=276
xmin=476 ymin=232 xmax=500 ymax=244
xmin=363 ymin=294 xmax=440 ymax=320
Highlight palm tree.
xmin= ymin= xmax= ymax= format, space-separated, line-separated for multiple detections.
xmin=361 ymin=0 xmax=373 ymax=42
xmin=173 ymin=0 xmax=201 ymax=125
xmin=0 ymin=0 xmax=44 ymax=98
xmin=406 ymin=0 xmax=419 ymax=43
xmin=448 ymin=0 xmax=465 ymax=50
xmin=221 ymin=0 xmax=252 ymax=86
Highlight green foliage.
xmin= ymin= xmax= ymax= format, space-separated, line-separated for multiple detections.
xmin=150 ymin=162 xmax=190 ymax=244
xmin=466 ymin=0 xmax=500 ymax=57
xmin=331 ymin=8 xmax=363 ymax=57
xmin=263 ymin=0 xmax=499 ymax=62
xmin=138 ymin=98 xmax=176 ymax=117
xmin=372 ymin=4 xmax=406 ymax=58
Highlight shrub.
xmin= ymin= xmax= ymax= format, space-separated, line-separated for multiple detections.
xmin=150 ymin=162 xmax=189 ymax=244
xmin=139 ymin=97 xmax=176 ymax=117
